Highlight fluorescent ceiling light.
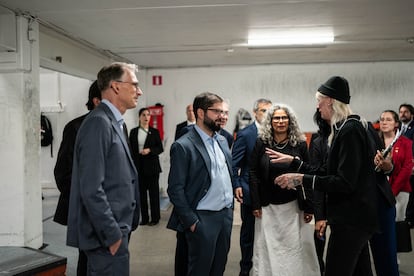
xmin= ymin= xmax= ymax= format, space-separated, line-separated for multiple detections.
xmin=248 ymin=28 xmax=334 ymax=47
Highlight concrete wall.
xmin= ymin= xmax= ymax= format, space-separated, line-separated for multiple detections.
xmin=39 ymin=61 xmax=414 ymax=198
xmin=0 ymin=16 xmax=42 ymax=248
xmin=144 ymin=62 xmax=414 ymax=193
xmin=39 ymin=68 xmax=148 ymax=190
xmin=1 ymin=13 xmax=414 ymax=248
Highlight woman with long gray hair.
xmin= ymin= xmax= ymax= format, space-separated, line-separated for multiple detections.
xmin=249 ymin=103 xmax=319 ymax=275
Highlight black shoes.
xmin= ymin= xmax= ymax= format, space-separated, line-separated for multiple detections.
xmin=139 ymin=220 xmax=159 ymax=226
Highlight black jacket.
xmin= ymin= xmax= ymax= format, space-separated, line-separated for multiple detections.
xmin=303 ymin=115 xmax=378 ymax=232
xmin=308 ymin=133 xmax=328 ymax=221
xmin=249 ymin=138 xmax=312 ymax=213
xmin=53 ymin=113 xmax=88 ymax=225
xmin=130 ymin=126 xmax=163 ymax=175
xmin=174 ymin=121 xmax=188 ymax=141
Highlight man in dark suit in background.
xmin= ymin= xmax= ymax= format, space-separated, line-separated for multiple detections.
xmin=218 ymin=101 xmax=234 ymax=148
xmin=167 ymin=92 xmax=234 ymax=276
xmin=67 ymin=62 xmax=142 ymax=276
xmin=53 ymin=80 xmax=101 ymax=276
xmin=399 ymin=103 xmax=414 ymax=227
xmin=231 ymin=98 xmax=272 ymax=276
xmin=174 ymin=104 xmax=195 ymax=140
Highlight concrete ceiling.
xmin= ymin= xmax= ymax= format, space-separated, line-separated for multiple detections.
xmin=1 ymin=0 xmax=414 ymax=68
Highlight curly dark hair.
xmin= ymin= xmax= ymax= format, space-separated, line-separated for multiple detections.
xmin=258 ymin=103 xmax=306 ymax=147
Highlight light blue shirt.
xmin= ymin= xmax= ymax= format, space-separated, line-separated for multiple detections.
xmin=101 ymin=99 xmax=124 ymax=129
xmin=194 ymin=125 xmax=233 ymax=211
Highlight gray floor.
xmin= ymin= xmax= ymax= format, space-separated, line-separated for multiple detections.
xmin=41 ymin=193 xmax=414 ymax=276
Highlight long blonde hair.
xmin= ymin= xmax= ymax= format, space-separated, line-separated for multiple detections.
xmin=315 ymin=92 xmax=353 ymax=145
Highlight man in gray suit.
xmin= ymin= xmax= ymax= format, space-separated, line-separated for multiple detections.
xmin=67 ymin=62 xmax=142 ymax=276
xmin=167 ymin=92 xmax=234 ymax=276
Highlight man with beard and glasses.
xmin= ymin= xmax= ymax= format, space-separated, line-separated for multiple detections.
xmin=172 ymin=99 xmax=233 ymax=276
xmin=176 ymin=100 xmax=233 ymax=149
xmin=167 ymin=92 xmax=234 ymax=276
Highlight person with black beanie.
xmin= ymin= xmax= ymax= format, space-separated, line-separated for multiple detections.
xmin=273 ymin=76 xmax=378 ymax=276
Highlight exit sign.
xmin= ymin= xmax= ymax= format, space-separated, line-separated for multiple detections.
xmin=152 ymin=75 xmax=163 ymax=86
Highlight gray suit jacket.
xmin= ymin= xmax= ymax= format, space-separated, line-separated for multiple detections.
xmin=67 ymin=103 xmax=140 ymax=250
xmin=167 ymin=127 xmax=233 ymax=232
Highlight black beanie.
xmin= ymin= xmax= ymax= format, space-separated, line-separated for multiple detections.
xmin=318 ymin=76 xmax=351 ymax=104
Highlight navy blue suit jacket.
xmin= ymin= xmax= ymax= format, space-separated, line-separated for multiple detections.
xmin=231 ymin=123 xmax=258 ymax=206
xmin=67 ymin=103 xmax=140 ymax=250
xmin=167 ymin=127 xmax=233 ymax=232
xmin=402 ymin=120 xmax=414 ymax=140
xmin=178 ymin=124 xmax=233 ymax=149
xmin=402 ymin=120 xmax=414 ymax=155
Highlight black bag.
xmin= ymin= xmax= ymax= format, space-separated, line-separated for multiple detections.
xmin=41 ymin=114 xmax=53 ymax=157
xmin=396 ymin=220 xmax=412 ymax=252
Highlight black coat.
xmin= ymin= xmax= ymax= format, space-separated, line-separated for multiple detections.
xmin=308 ymin=133 xmax=329 ymax=221
xmin=174 ymin=121 xmax=188 ymax=141
xmin=53 ymin=113 xmax=88 ymax=225
xmin=249 ymin=138 xmax=312 ymax=213
xmin=303 ymin=115 xmax=378 ymax=232
xmin=129 ymin=126 xmax=163 ymax=175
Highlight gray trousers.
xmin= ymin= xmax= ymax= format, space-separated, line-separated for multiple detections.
xmin=186 ymin=208 xmax=233 ymax=276
xmin=85 ymin=234 xmax=130 ymax=276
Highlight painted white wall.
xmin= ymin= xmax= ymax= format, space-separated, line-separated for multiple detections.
xmin=145 ymin=61 xmax=414 ymax=193
xmin=41 ymin=62 xmax=412 ymax=195
xmin=2 ymin=14 xmax=414 ymax=248
xmin=39 ymin=26 xmax=117 ymax=80
xmin=0 ymin=16 xmax=42 ymax=248
xmin=39 ymin=68 xmax=148 ymax=191
xmin=1 ymin=15 xmax=144 ymax=247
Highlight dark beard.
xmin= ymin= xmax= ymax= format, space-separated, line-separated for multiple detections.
xmin=204 ymin=116 xmax=221 ymax=132
xmin=400 ymin=117 xmax=409 ymax=123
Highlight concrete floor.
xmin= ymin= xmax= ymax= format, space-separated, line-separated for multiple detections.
xmin=41 ymin=192 xmax=414 ymax=276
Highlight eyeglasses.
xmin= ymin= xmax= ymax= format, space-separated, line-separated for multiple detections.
xmin=272 ymin=116 xmax=289 ymax=122
xmin=114 ymin=80 xmax=140 ymax=89
xmin=207 ymin=108 xmax=229 ymax=116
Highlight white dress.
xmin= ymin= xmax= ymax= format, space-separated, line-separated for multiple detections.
xmin=252 ymin=200 xmax=320 ymax=276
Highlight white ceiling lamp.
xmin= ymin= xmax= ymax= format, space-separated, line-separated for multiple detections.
xmin=247 ymin=27 xmax=334 ymax=47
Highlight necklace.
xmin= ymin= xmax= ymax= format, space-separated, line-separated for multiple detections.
xmin=139 ymin=126 xmax=149 ymax=133
xmin=274 ymin=140 xmax=288 ymax=150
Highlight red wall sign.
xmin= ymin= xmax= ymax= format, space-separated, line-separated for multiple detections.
xmin=152 ymin=75 xmax=163 ymax=86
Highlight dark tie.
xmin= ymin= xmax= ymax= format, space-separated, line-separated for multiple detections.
xmin=401 ymin=125 xmax=407 ymax=135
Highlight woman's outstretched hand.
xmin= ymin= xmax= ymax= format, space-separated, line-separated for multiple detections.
xmin=265 ymin=147 xmax=294 ymax=164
